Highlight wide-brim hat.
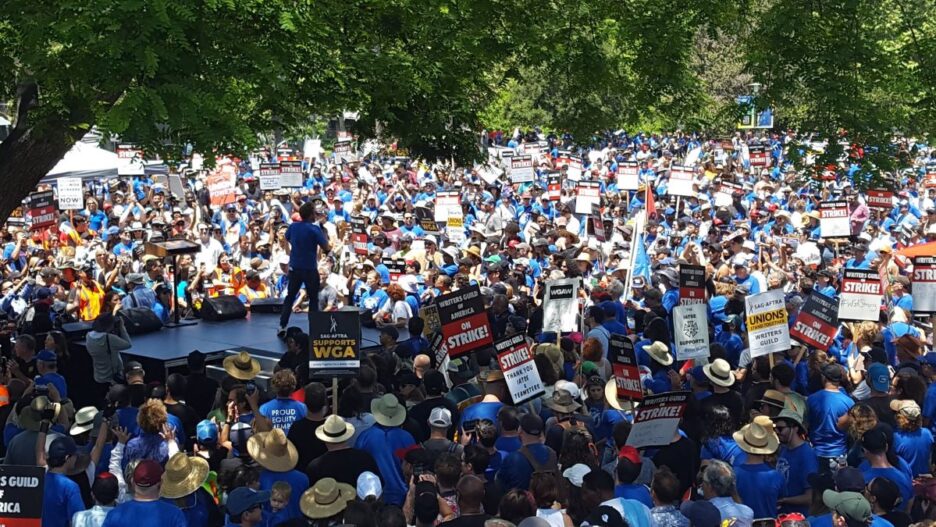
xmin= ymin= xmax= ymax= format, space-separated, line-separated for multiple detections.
xmin=464 ymin=246 xmax=482 ymax=259
xmin=775 ymin=408 xmax=806 ymax=432
xmin=733 ymin=415 xmax=780 ymax=455
xmin=644 ymin=341 xmax=673 ymax=366
xmin=371 ymin=394 xmax=407 ymax=427
xmin=315 ymin=415 xmax=355 ymax=444
xmin=300 ymin=478 xmax=356 ymax=519
xmin=70 ymin=406 xmax=99 ymax=436
xmin=247 ymin=428 xmax=299 ymax=473
xmin=757 ymin=389 xmax=787 ymax=410
xmin=223 ymin=351 xmax=261 ymax=381
xmin=703 ymin=358 xmax=735 ymax=387
xmin=160 ymin=453 xmax=210 ymax=499
xmin=604 ymin=378 xmax=634 ymax=411
xmin=545 ymin=389 xmax=582 ymax=413
xmin=20 ymin=396 xmax=60 ymax=432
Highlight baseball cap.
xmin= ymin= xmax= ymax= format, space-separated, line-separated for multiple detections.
xmin=679 ymin=500 xmax=722 ymax=527
xmin=861 ymin=426 xmax=889 ymax=453
xmin=124 ymin=361 xmax=145 ymax=377
xmin=226 ymin=487 xmax=271 ymax=516
xmin=823 ymin=490 xmax=872 ymax=523
xmin=196 ymin=419 xmax=218 ymax=445
xmin=132 ymin=459 xmax=164 ymax=487
xmin=821 ymin=363 xmax=843 ymax=383
xmin=617 ymin=446 xmax=641 ymax=465
xmin=36 ymin=350 xmax=57 ymax=363
xmin=520 ymin=413 xmax=543 ymax=436
xmin=834 ymin=467 xmax=866 ymax=492
xmin=890 ymin=399 xmax=922 ymax=419
xmin=562 ymin=463 xmax=592 ymax=488
xmin=47 ymin=435 xmax=77 ymax=464
xmin=867 ymin=363 xmax=890 ymax=392
xmin=423 ymin=370 xmax=447 ymax=396
xmin=428 ymin=407 xmax=452 ymax=428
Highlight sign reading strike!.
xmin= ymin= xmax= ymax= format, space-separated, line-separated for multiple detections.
xmin=351 ymin=216 xmax=368 ymax=255
xmin=913 ymin=257 xmax=936 ymax=314
xmin=668 ymin=166 xmax=696 ymax=197
xmin=790 ymin=292 xmax=839 ymax=351
xmin=0 ymin=465 xmax=44 ymax=527
xmin=495 ymin=334 xmax=545 ymax=405
xmin=543 ymin=278 xmax=579 ymax=333
xmin=866 ymin=190 xmax=894 ymax=210
xmin=547 ymin=173 xmax=562 ymax=201
xmin=679 ymin=265 xmax=706 ymax=305
xmin=745 ymin=289 xmax=791 ymax=357
xmin=626 ymin=392 xmax=690 ymax=448
xmin=117 ymin=144 xmax=145 ymax=176
xmin=673 ymin=303 xmax=710 ymax=361
xmin=839 ymin=269 xmax=883 ymax=321
xmin=279 ymin=160 xmax=304 ymax=188
xmin=437 ymin=285 xmax=493 ymax=358
xmin=575 ymin=181 xmax=601 ymax=215
xmin=258 ymin=163 xmax=282 ymax=190
xmin=616 ymin=162 xmax=639 ymax=191
xmin=609 ymin=334 xmax=642 ymax=401
xmin=26 ymin=191 xmax=56 ymax=232
xmin=309 ymin=311 xmax=361 ymax=379
xmin=748 ymin=144 xmax=769 ymax=168
xmin=510 ymin=155 xmax=535 ymax=183
xmin=819 ymin=201 xmax=849 ymax=237
xmin=591 ymin=204 xmax=606 ymax=242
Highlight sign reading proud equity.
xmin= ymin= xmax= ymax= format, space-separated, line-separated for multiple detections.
xmin=543 ymin=278 xmax=579 ymax=333
xmin=673 ymin=303 xmax=710 ymax=361
xmin=819 ymin=201 xmax=849 ymax=237
xmin=679 ymin=265 xmax=706 ymax=305
xmin=790 ymin=291 xmax=839 ymax=351
xmin=437 ymin=285 xmax=493 ymax=357
xmin=626 ymin=392 xmax=690 ymax=448
xmin=309 ymin=311 xmax=361 ymax=378
xmin=609 ymin=334 xmax=642 ymax=401
xmin=839 ymin=269 xmax=883 ymax=321
xmin=913 ymin=257 xmax=936 ymax=314
xmin=0 ymin=465 xmax=44 ymax=527
xmin=495 ymin=334 xmax=545 ymax=405
xmin=745 ymin=289 xmax=791 ymax=357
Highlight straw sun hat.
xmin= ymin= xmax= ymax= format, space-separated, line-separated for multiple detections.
xmin=247 ymin=428 xmax=299 ymax=473
xmin=160 ymin=452 xmax=210 ymax=499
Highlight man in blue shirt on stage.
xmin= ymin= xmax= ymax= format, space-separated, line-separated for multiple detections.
xmin=278 ymin=201 xmax=330 ymax=337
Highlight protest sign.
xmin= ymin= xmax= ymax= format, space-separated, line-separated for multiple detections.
xmin=437 ymin=285 xmax=493 ymax=357
xmin=333 ymin=140 xmax=353 ymax=162
xmin=673 ymin=303 xmax=710 ymax=361
xmin=626 ymin=392 xmax=690 ymax=448
xmin=510 ymin=155 xmax=535 ymax=184
xmin=591 ymin=204 xmax=606 ymax=241
xmin=153 ymin=174 xmax=185 ymax=201
xmin=420 ymin=304 xmax=441 ymax=336
xmin=25 ymin=191 xmax=56 ymax=232
xmin=543 ymin=278 xmax=580 ymax=333
xmin=446 ymin=209 xmax=465 ymax=245
xmin=0 ymin=465 xmax=43 ymax=527
xmin=308 ymin=311 xmax=361 ymax=378
xmin=714 ymin=181 xmax=741 ymax=208
xmin=415 ymin=206 xmax=439 ymax=234
xmin=258 ymin=163 xmax=282 ymax=190
xmin=6 ymin=206 xmax=24 ymax=227
xmin=866 ymin=190 xmax=893 ymax=210
xmin=435 ymin=191 xmax=460 ymax=222
xmin=616 ymin=162 xmax=639 ymax=191
xmin=819 ymin=201 xmax=849 ymax=237
xmin=913 ymin=257 xmax=936 ymax=314
xmin=745 ymin=289 xmax=791 ymax=357
xmin=556 ymin=155 xmax=583 ymax=181
xmin=609 ymin=334 xmax=642 ymax=401
xmin=790 ymin=291 xmax=839 ymax=351
xmin=57 ymin=177 xmax=83 ymax=210
xmin=117 ymin=144 xmax=145 ymax=176
xmin=279 ymin=160 xmax=304 ymax=187
xmin=207 ymin=164 xmax=238 ymax=207
xmin=382 ymin=258 xmax=406 ymax=283
xmin=575 ymin=181 xmax=601 ymax=215
xmin=351 ymin=216 xmax=368 ymax=255
xmin=678 ymin=264 xmax=706 ymax=305
xmin=748 ymin=144 xmax=769 ymax=168
xmin=668 ymin=166 xmax=696 ymax=197
xmin=839 ymin=269 xmax=883 ymax=321
xmin=495 ymin=334 xmax=545 ymax=405
xmin=547 ymin=173 xmax=562 ymax=201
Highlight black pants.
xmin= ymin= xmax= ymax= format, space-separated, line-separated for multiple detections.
xmin=280 ymin=268 xmax=320 ymax=328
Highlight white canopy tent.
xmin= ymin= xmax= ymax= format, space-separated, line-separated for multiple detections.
xmin=44 ymin=139 xmax=119 ymax=182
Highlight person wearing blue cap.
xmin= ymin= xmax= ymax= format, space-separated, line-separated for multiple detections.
xmin=36 ymin=349 xmax=67 ymax=400
xmin=40 ymin=435 xmax=84 ymax=527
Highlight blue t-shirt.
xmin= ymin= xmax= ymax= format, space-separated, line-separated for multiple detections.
xmin=777 ymin=442 xmax=819 ymax=515
xmin=102 ymin=498 xmax=188 ymax=527
xmin=259 ymin=468 xmax=309 ymax=522
xmin=495 ymin=435 xmax=522 ymax=453
xmin=701 ymin=436 xmax=746 ymax=466
xmin=735 ymin=463 xmax=784 ymax=519
xmin=355 ymin=424 xmax=416 ymax=506
xmin=615 ymin=483 xmax=654 ymax=508
xmin=893 ymin=428 xmax=934 ymax=477
xmin=806 ymin=389 xmax=854 ymax=456
xmin=861 ymin=466 xmax=914 ymax=505
xmin=497 ymin=443 xmax=554 ymax=490
xmin=284 ymin=222 xmax=328 ymax=270
xmin=259 ymin=398 xmax=308 ymax=434
xmin=43 ymin=472 xmax=84 ymax=527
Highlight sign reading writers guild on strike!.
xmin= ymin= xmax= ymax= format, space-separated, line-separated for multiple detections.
xmin=678 ymin=265 xmax=706 ymax=305
xmin=543 ymin=278 xmax=579 ymax=333
xmin=609 ymin=334 xmax=643 ymax=401
xmin=819 ymin=201 xmax=849 ymax=237
xmin=510 ymin=155 xmax=535 ymax=184
xmin=495 ymin=334 xmax=545 ymax=405
xmin=625 ymin=391 xmax=690 ymax=448
xmin=308 ymin=311 xmax=361 ymax=379
xmin=279 ymin=160 xmax=304 ymax=188
xmin=839 ymin=270 xmax=883 ymax=321
xmin=673 ymin=303 xmax=710 ymax=361
xmin=745 ymin=289 xmax=791 ymax=357
xmin=436 ymin=285 xmax=493 ymax=358
xmin=616 ymin=162 xmax=639 ymax=191
xmin=790 ymin=291 xmax=839 ymax=351
xmin=350 ymin=216 xmax=368 ymax=255
xmin=258 ymin=163 xmax=282 ymax=190
xmin=912 ymin=257 xmax=936 ymax=314
xmin=0 ymin=464 xmax=44 ymax=526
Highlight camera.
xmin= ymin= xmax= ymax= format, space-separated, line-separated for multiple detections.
xmin=245 ymin=381 xmax=257 ymax=395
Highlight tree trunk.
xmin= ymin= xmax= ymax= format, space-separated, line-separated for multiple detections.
xmin=0 ymin=125 xmax=80 ymax=224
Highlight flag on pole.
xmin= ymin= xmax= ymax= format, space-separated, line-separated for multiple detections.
xmin=633 ymin=230 xmax=652 ymax=283
xmin=646 ymin=184 xmax=656 ymax=220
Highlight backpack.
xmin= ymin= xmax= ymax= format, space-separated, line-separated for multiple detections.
xmin=517 ymin=444 xmax=559 ymax=479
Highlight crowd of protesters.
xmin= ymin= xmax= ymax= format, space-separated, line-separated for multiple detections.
xmin=4 ymin=128 xmax=936 ymax=527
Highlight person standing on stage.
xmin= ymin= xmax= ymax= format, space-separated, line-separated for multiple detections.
xmin=278 ymin=201 xmax=330 ymax=337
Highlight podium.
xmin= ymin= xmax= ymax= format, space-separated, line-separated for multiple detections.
xmin=145 ymin=240 xmax=201 ymax=328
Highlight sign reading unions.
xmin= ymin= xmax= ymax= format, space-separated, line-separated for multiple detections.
xmin=745 ymin=289 xmax=790 ymax=357
xmin=495 ymin=334 xmax=545 ymax=405
xmin=308 ymin=311 xmax=361 ymax=379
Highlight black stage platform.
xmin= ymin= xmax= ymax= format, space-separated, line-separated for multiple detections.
xmin=74 ymin=313 xmax=408 ymax=384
